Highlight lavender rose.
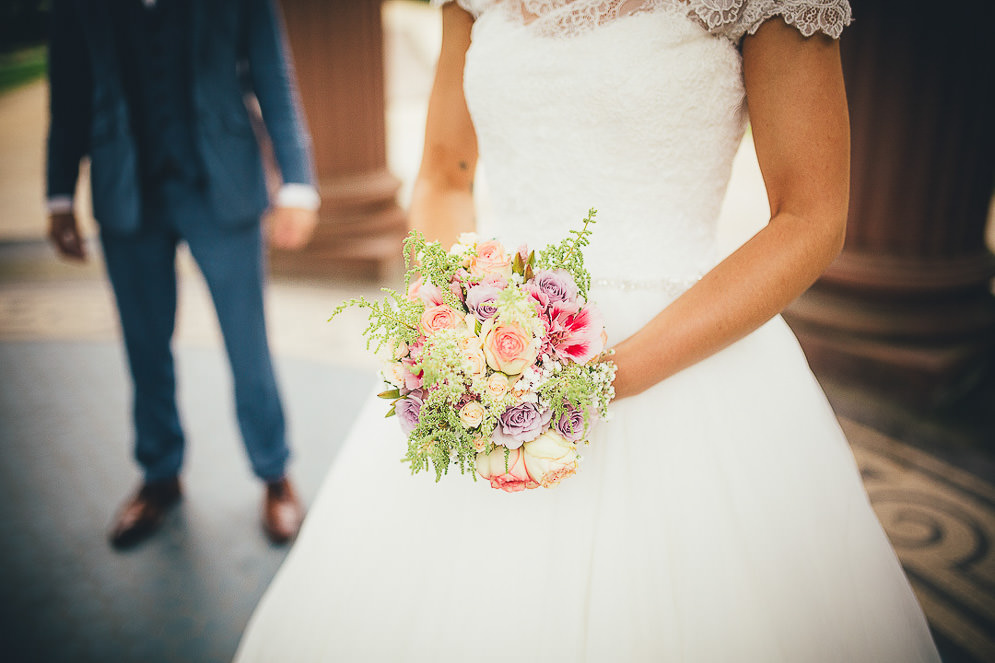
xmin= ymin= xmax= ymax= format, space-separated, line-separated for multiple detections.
xmin=554 ymin=404 xmax=586 ymax=442
xmin=465 ymin=284 xmax=501 ymax=322
xmin=531 ymin=269 xmax=579 ymax=304
xmin=395 ymin=389 xmax=424 ymax=435
xmin=491 ymin=401 xmax=553 ymax=449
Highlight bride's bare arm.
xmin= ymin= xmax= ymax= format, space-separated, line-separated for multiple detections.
xmin=610 ymin=18 xmax=850 ymax=400
xmin=408 ymin=4 xmax=478 ymax=248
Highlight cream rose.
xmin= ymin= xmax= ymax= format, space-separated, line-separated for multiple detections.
xmin=481 ymin=319 xmax=539 ymax=375
xmin=472 ymin=437 xmax=489 ymax=452
xmin=459 ymin=401 xmax=485 ymax=429
xmin=522 ymin=430 xmax=579 ymax=488
xmin=392 ymin=340 xmax=409 ymax=360
xmin=463 ymin=350 xmax=487 ymax=378
xmin=509 ymin=376 xmax=531 ymax=401
xmin=475 ymin=446 xmax=538 ymax=492
xmin=459 ymin=328 xmax=485 ymax=353
xmin=484 ymin=373 xmax=510 ymax=400
xmin=468 ymin=239 xmax=512 ymax=279
xmin=381 ymin=361 xmax=407 ymax=388
xmin=419 ymin=304 xmax=463 ymax=335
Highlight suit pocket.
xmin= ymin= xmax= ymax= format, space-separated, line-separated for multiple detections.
xmin=198 ymin=126 xmax=268 ymax=225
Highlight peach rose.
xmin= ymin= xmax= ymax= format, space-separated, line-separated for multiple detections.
xmin=475 ymin=446 xmax=538 ymax=492
xmin=472 ymin=436 xmax=489 ymax=452
xmin=420 ymin=304 xmax=463 ymax=335
xmin=481 ymin=319 xmax=539 ymax=375
xmin=468 ymin=240 xmax=512 ymax=279
xmin=522 ymin=430 xmax=578 ymax=488
xmin=484 ymin=373 xmax=509 ymax=400
xmin=459 ymin=401 xmax=486 ymax=429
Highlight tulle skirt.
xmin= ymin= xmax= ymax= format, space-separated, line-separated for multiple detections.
xmin=234 ymin=286 xmax=940 ymax=662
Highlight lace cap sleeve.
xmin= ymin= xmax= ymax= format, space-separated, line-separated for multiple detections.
xmin=686 ymin=0 xmax=853 ymax=43
xmin=430 ymin=0 xmax=485 ymax=17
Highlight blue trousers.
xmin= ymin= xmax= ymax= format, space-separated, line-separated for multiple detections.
xmin=100 ymin=179 xmax=288 ymax=482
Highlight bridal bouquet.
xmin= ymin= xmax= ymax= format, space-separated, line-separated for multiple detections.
xmin=330 ymin=210 xmax=616 ymax=492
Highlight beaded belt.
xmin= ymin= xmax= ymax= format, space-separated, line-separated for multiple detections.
xmin=591 ymin=275 xmax=702 ymax=296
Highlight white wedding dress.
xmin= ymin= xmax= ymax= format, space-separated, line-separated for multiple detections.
xmin=236 ymin=1 xmax=941 ymax=661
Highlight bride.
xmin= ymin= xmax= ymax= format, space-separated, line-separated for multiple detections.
xmin=236 ymin=1 xmax=941 ymax=660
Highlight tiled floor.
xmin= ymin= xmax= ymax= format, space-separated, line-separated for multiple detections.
xmin=0 ymin=339 xmax=374 ymax=663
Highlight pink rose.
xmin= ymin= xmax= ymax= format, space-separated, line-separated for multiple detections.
xmin=420 ymin=304 xmax=463 ymax=335
xmin=475 ymin=446 xmax=538 ymax=492
xmin=449 ymin=279 xmax=465 ymax=303
xmin=480 ymin=272 xmax=509 ymax=290
xmin=481 ymin=319 xmax=539 ymax=375
xmin=468 ymin=240 xmax=512 ymax=279
xmin=407 ymin=277 xmax=444 ymax=306
xmin=399 ymin=358 xmax=423 ymax=390
xmin=522 ymin=430 xmax=578 ymax=488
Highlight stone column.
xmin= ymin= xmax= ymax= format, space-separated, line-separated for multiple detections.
xmin=271 ymin=0 xmax=407 ymax=279
xmin=784 ymin=0 xmax=995 ymax=406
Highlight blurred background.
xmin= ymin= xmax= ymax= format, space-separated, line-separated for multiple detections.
xmin=1 ymin=1 xmax=993 ymax=661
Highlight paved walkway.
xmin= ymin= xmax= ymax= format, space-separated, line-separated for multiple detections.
xmin=1 ymin=3 xmax=993 ymax=662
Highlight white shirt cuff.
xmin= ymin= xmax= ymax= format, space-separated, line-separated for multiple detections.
xmin=276 ymin=183 xmax=320 ymax=211
xmin=47 ymin=196 xmax=75 ymax=215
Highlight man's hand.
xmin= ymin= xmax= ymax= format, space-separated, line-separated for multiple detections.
xmin=267 ymin=206 xmax=318 ymax=251
xmin=48 ymin=212 xmax=87 ymax=261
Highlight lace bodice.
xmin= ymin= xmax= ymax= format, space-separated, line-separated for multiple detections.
xmin=431 ymin=0 xmax=850 ymax=288
xmin=437 ymin=0 xmax=852 ymax=41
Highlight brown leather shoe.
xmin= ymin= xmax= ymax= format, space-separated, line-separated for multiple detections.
xmin=263 ymin=477 xmax=304 ymax=544
xmin=108 ymin=477 xmax=182 ymax=550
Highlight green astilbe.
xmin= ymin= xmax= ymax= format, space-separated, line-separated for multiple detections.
xmin=404 ymin=230 xmax=464 ymax=309
xmin=536 ymin=208 xmax=598 ymax=300
xmin=538 ymin=360 xmax=617 ymax=440
xmin=327 ymin=289 xmax=422 ymax=354
xmin=327 ymin=231 xmax=467 ymax=353
xmin=404 ymin=331 xmax=478 ymax=480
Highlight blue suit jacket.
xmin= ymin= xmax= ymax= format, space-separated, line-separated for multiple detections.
xmin=46 ymin=0 xmax=316 ymax=233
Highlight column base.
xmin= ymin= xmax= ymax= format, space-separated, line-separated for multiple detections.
xmin=785 ymin=286 xmax=995 ymax=410
xmin=270 ymin=170 xmax=408 ymax=281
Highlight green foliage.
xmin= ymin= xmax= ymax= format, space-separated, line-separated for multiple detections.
xmin=538 ymin=360 xmax=616 ymax=438
xmin=403 ymin=230 xmax=464 ymax=309
xmin=493 ymin=285 xmax=538 ymax=328
xmin=536 ymin=208 xmax=598 ymax=300
xmin=327 ymin=288 xmax=422 ymax=354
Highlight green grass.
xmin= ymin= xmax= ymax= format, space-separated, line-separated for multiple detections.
xmin=0 ymin=45 xmax=46 ymax=95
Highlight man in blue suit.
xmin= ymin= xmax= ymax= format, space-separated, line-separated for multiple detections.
xmin=46 ymin=0 xmax=317 ymax=548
